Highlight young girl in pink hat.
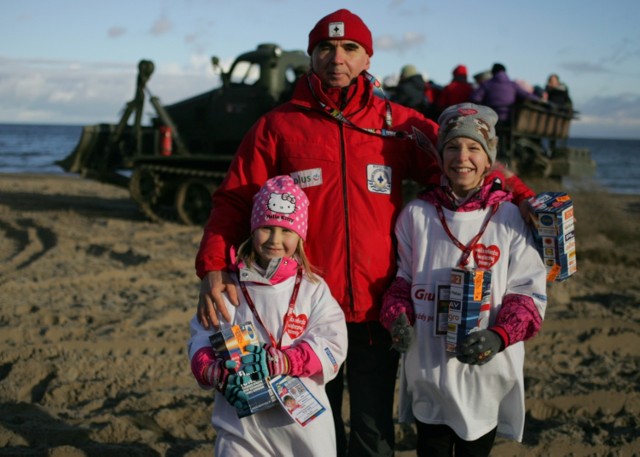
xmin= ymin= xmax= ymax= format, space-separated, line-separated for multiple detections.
xmin=187 ymin=175 xmax=347 ymax=456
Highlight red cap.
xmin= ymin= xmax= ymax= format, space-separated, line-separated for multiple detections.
xmin=453 ymin=65 xmax=468 ymax=77
xmin=307 ymin=9 xmax=373 ymax=56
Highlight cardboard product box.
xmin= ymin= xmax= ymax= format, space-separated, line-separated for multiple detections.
xmin=530 ymin=192 xmax=577 ymax=282
xmin=446 ymin=268 xmax=492 ymax=354
xmin=209 ymin=322 xmax=278 ymax=418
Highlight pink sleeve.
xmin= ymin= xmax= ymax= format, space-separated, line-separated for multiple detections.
xmin=190 ymin=346 xmax=217 ymax=386
xmin=379 ymin=277 xmax=415 ymax=331
xmin=284 ymin=341 xmax=323 ymax=378
xmin=491 ymin=293 xmax=543 ymax=348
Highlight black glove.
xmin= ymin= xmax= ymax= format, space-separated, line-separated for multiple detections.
xmin=456 ymin=329 xmax=503 ymax=365
xmin=390 ymin=313 xmax=414 ymax=353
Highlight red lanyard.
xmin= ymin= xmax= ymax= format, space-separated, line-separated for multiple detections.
xmin=238 ymin=268 xmax=303 ymax=349
xmin=306 ymin=71 xmax=414 ymax=140
xmin=435 ymin=204 xmax=498 ymax=268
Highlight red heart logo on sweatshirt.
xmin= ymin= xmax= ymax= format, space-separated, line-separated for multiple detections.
xmin=473 ymin=244 xmax=501 ymax=269
xmin=285 ymin=313 xmax=308 ymax=339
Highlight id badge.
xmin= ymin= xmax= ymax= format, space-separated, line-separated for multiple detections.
xmin=270 ymin=375 xmax=326 ymax=427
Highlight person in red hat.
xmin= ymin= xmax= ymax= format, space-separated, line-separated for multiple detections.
xmin=194 ymin=9 xmax=536 ymax=457
xmin=437 ymin=64 xmax=474 ymax=114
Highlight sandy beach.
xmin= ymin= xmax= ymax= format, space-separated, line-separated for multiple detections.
xmin=0 ymin=172 xmax=638 ymax=456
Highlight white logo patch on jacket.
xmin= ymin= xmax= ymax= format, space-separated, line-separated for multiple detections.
xmin=290 ymin=168 xmax=323 ymax=189
xmin=367 ymin=164 xmax=392 ymax=194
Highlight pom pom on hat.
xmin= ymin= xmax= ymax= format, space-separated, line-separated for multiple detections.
xmin=437 ymin=103 xmax=499 ymax=164
xmin=251 ymin=176 xmax=310 ymax=240
xmin=308 ymin=9 xmax=373 ymax=56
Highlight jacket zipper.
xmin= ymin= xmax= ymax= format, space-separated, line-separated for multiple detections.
xmin=339 ymin=122 xmax=355 ymax=312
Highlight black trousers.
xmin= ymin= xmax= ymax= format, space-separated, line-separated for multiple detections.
xmin=326 ymin=321 xmax=400 ymax=457
xmin=416 ymin=422 xmax=497 ymax=457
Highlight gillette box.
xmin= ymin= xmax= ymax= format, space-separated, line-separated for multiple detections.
xmin=209 ymin=322 xmax=277 ymax=417
xmin=530 ymin=192 xmax=577 ymax=282
xmin=446 ymin=268 xmax=492 ymax=354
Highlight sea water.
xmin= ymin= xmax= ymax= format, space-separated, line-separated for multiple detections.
xmin=0 ymin=123 xmax=638 ymax=196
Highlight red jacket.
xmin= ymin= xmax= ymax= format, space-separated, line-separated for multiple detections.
xmin=438 ymin=80 xmax=473 ymax=112
xmin=195 ymin=72 xmax=533 ymax=323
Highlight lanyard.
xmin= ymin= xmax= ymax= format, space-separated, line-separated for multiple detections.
xmin=306 ymin=71 xmax=414 ymax=140
xmin=238 ymin=268 xmax=303 ymax=349
xmin=436 ymin=204 xmax=499 ymax=268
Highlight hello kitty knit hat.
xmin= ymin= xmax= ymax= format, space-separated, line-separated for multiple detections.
xmin=250 ymin=175 xmax=310 ymax=240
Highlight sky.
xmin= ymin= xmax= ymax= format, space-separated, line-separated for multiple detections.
xmin=1 ymin=0 xmax=639 ymax=139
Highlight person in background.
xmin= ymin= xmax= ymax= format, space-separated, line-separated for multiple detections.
xmin=423 ymin=73 xmax=444 ymax=121
xmin=514 ymin=78 xmax=536 ymax=95
xmin=473 ymin=70 xmax=492 ymax=88
xmin=380 ymin=103 xmax=547 ymax=456
xmin=188 ymin=175 xmax=348 ymax=456
xmin=438 ymin=64 xmax=473 ymax=113
xmin=194 ymin=9 xmax=535 ymax=456
xmin=544 ymin=73 xmax=572 ymax=108
xmin=470 ymin=63 xmax=539 ymax=123
xmin=391 ymin=64 xmax=430 ymax=117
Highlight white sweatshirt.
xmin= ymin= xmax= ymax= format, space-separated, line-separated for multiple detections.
xmin=188 ymin=269 xmax=348 ymax=456
xmin=395 ymin=199 xmax=547 ymax=442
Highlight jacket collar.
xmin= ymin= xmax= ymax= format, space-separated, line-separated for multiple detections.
xmin=236 ymin=256 xmax=300 ymax=286
xmin=291 ymin=71 xmax=373 ymax=114
xmin=419 ymin=177 xmax=512 ymax=212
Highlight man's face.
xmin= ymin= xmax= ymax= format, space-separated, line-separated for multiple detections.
xmin=311 ymin=40 xmax=371 ymax=88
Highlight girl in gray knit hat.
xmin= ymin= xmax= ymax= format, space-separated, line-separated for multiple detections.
xmin=436 ymin=102 xmax=499 ymax=200
xmin=380 ymin=105 xmax=548 ymax=456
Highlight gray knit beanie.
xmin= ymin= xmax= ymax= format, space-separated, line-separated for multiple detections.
xmin=437 ymin=103 xmax=499 ymax=163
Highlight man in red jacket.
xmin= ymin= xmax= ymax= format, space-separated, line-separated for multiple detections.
xmin=195 ymin=9 xmax=534 ymax=457
xmin=438 ymin=64 xmax=474 ymax=113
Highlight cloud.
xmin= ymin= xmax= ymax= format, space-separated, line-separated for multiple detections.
xmin=150 ymin=16 xmax=172 ymax=36
xmin=108 ymin=26 xmax=127 ymax=38
xmin=572 ymin=93 xmax=640 ymax=139
xmin=375 ymin=32 xmax=425 ymax=53
xmin=580 ymin=93 xmax=640 ymax=117
xmin=601 ymin=36 xmax=640 ymax=66
xmin=561 ymin=37 xmax=640 ymax=76
xmin=0 ymin=56 xmax=218 ymax=125
xmin=560 ymin=61 xmax=609 ymax=74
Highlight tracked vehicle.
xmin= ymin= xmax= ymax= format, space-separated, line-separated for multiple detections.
xmin=58 ymin=43 xmax=309 ymax=225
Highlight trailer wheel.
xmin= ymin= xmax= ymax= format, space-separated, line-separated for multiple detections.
xmin=514 ymin=139 xmax=552 ymax=178
xmin=175 ymin=179 xmax=213 ymax=226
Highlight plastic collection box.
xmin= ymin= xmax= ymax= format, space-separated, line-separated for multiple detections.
xmin=530 ymin=192 xmax=577 ymax=282
xmin=446 ymin=268 xmax=492 ymax=354
xmin=209 ymin=322 xmax=278 ymax=417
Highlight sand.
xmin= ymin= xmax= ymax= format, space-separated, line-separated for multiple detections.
xmin=0 ymin=173 xmax=638 ymax=457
